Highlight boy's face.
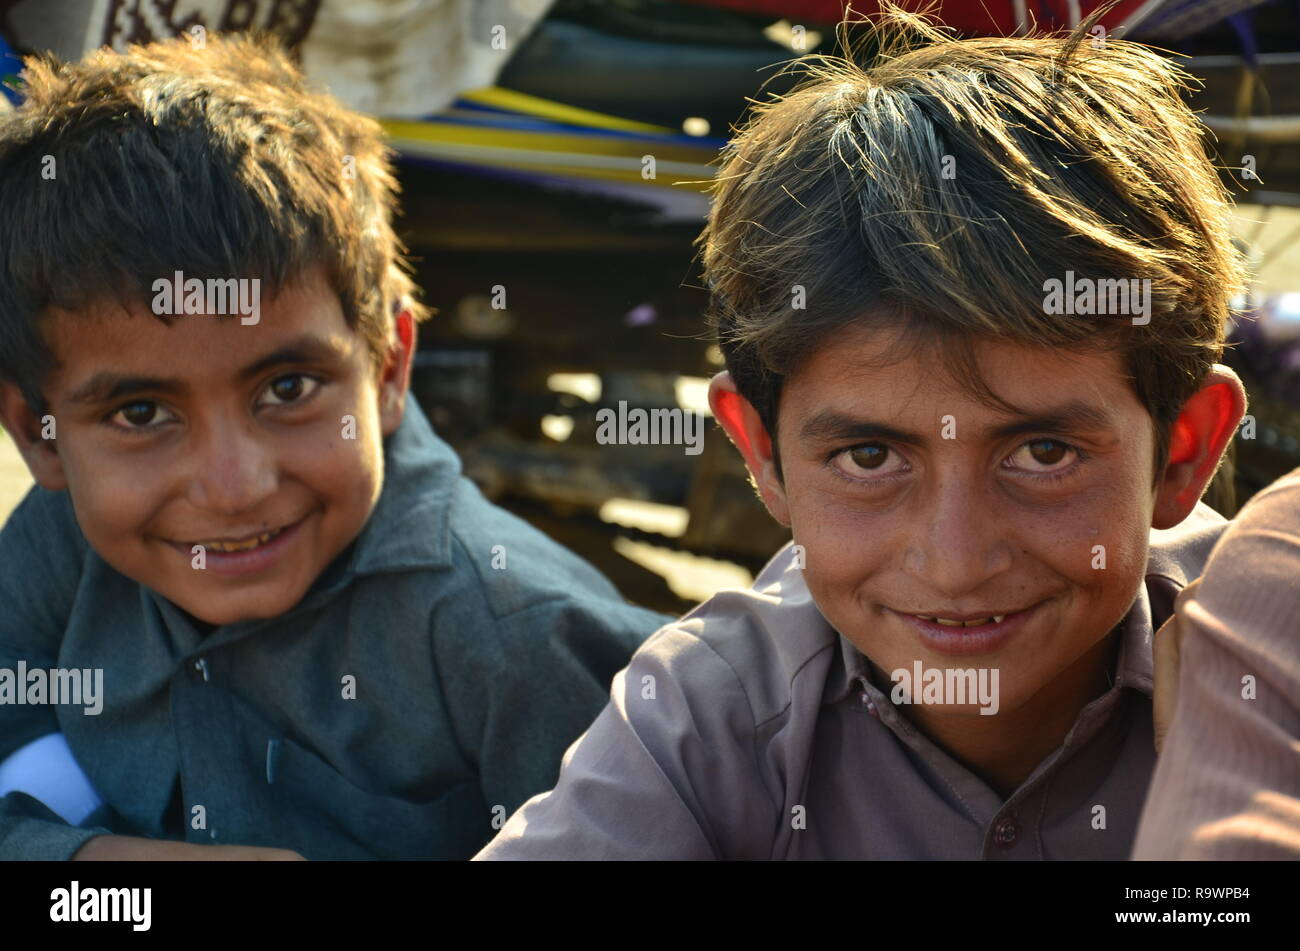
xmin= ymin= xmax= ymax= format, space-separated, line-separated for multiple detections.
xmin=9 ymin=266 xmax=413 ymax=626
xmin=712 ymin=325 xmax=1240 ymax=719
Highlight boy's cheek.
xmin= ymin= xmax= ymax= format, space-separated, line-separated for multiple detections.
xmin=794 ymin=521 xmax=897 ymax=635
xmin=1045 ymin=488 xmax=1153 ymax=591
xmin=58 ymin=448 xmax=163 ymax=542
xmin=278 ymin=409 xmax=382 ymax=482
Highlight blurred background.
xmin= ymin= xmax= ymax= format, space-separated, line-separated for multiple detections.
xmin=2 ymin=0 xmax=1299 ymax=615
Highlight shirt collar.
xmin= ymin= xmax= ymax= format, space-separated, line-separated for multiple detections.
xmin=347 ymin=396 xmax=458 ymax=575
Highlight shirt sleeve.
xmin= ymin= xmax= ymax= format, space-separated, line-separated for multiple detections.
xmin=0 ymin=486 xmax=109 ymax=860
xmin=1133 ymin=467 xmax=1300 ymax=859
xmin=473 ymin=625 xmax=776 ymax=860
xmin=0 ymin=733 xmax=105 ymax=824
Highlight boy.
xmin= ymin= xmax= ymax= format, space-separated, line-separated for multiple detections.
xmin=0 ymin=34 xmax=667 ymax=860
xmin=477 ymin=7 xmax=1252 ymax=859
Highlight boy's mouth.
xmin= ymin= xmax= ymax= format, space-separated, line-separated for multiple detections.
xmin=163 ymin=512 xmax=313 ymax=577
xmin=200 ymin=527 xmax=286 ymax=553
xmin=887 ymin=603 xmax=1042 ymax=656
xmin=914 ymin=614 xmax=1007 ymax=627
xmin=182 ymin=519 xmax=297 ymax=551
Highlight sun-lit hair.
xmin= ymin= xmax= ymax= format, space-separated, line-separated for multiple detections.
xmin=699 ymin=2 xmax=1246 ymax=478
xmin=0 ymin=32 xmax=428 ymax=410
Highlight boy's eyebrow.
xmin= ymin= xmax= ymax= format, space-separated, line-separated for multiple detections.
xmin=799 ymin=411 xmax=922 ymax=446
xmin=236 ymin=334 xmax=349 ymax=380
xmin=799 ymin=401 xmax=1117 ymax=444
xmin=67 ymin=335 xmax=348 ymax=405
xmin=985 ymin=401 xmax=1117 ymax=439
xmin=68 ymin=374 xmax=186 ymax=406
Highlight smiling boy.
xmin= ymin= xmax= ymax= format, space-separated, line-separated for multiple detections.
xmin=0 ymin=34 xmax=666 ymax=860
xmin=476 ymin=8 xmax=1250 ymax=859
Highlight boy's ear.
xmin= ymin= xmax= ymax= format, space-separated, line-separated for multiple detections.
xmin=1152 ymin=365 xmax=1247 ymax=529
xmin=708 ymin=371 xmax=790 ymax=527
xmin=0 ymin=383 xmax=67 ymax=490
xmin=378 ymin=304 xmax=417 ymax=437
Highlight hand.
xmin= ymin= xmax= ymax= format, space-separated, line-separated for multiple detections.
xmin=72 ymin=835 xmax=307 ymax=860
xmin=1152 ymin=577 xmax=1201 ymax=754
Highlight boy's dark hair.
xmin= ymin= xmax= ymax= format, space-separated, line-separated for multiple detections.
xmin=0 ymin=32 xmax=428 ymax=411
xmin=699 ymin=3 xmax=1246 ymax=480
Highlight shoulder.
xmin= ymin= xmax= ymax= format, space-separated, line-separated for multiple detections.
xmin=427 ymin=478 xmax=667 ymax=657
xmin=442 ymin=478 xmax=647 ymax=619
xmin=1147 ymin=499 xmax=1229 ymax=586
xmin=0 ymin=485 xmax=89 ymax=587
xmin=0 ymin=485 xmax=86 ymax=554
xmin=0 ymin=486 xmax=89 ymax=655
xmin=623 ymin=543 xmax=841 ymax=729
xmin=1193 ymin=466 xmax=1300 ymax=603
xmin=1228 ymin=465 xmax=1300 ymax=527
xmin=362 ymin=403 xmax=665 ymax=657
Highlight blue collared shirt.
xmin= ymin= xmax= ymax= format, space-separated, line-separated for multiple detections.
xmin=0 ymin=399 xmax=668 ymax=859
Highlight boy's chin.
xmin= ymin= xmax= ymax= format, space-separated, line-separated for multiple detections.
xmin=151 ymin=577 xmax=311 ymax=628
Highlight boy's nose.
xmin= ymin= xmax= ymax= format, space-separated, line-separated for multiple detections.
xmin=184 ymin=420 xmax=278 ymax=515
xmin=902 ymin=479 xmax=1014 ymax=597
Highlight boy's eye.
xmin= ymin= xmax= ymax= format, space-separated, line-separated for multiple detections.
xmin=259 ymin=374 xmax=320 ymax=407
xmin=1006 ymin=438 xmax=1077 ymax=471
xmin=110 ymin=400 xmax=175 ymax=429
xmin=832 ymin=443 xmax=904 ymax=478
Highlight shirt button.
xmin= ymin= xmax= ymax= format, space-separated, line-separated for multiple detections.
xmin=858 ymin=691 xmax=878 ymax=718
xmin=190 ymin=657 xmax=211 ymax=682
xmin=994 ymin=816 xmax=1020 ymax=848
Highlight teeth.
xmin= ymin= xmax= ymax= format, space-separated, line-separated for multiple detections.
xmin=203 ymin=529 xmax=279 ymax=553
xmin=920 ymin=615 xmax=1005 ymax=628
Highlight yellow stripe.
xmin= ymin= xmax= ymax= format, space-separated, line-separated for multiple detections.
xmin=459 ymin=86 xmax=677 ymax=135
xmin=380 ymin=119 xmax=717 ymax=165
xmin=385 ymin=137 xmax=714 ymax=190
